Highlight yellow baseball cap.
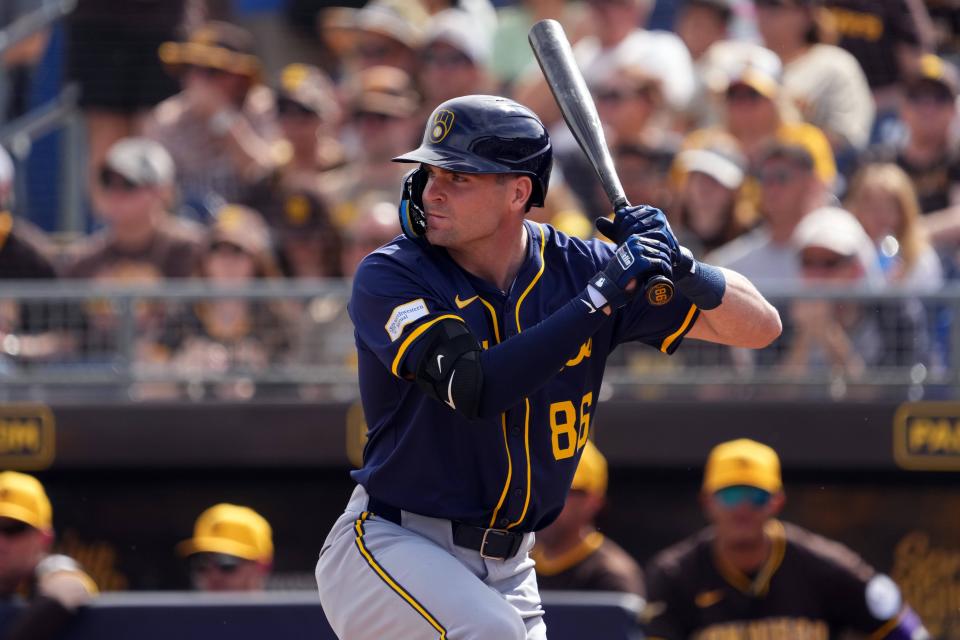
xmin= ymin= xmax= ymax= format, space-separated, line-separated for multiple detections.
xmin=177 ymin=504 xmax=273 ymax=563
xmin=703 ymin=439 xmax=782 ymax=494
xmin=571 ymin=441 xmax=608 ymax=496
xmin=0 ymin=471 xmax=52 ymax=531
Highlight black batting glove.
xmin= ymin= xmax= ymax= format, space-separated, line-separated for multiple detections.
xmin=587 ymin=235 xmax=673 ymax=310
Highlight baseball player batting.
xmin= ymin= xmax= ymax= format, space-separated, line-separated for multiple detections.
xmin=315 ymin=95 xmax=781 ymax=640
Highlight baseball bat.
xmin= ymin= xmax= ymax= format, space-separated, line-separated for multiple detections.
xmin=528 ymin=19 xmax=674 ymax=307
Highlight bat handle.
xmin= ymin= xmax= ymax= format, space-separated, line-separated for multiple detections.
xmin=644 ymin=275 xmax=674 ymax=307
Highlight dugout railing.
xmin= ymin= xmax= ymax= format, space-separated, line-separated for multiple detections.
xmin=0 ymin=279 xmax=954 ymax=402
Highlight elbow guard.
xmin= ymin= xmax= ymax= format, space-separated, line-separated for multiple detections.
xmin=413 ymin=319 xmax=484 ymax=419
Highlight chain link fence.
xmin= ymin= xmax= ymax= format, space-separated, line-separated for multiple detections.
xmin=1 ymin=280 xmax=955 ymax=403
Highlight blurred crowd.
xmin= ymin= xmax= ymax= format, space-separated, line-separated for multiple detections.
xmin=3 ymin=0 xmax=960 ymax=395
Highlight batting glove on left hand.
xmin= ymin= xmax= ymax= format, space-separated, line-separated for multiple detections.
xmin=587 ymin=235 xmax=674 ymax=310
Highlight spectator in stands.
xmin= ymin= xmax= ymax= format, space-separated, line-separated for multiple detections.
xmin=685 ymin=50 xmax=837 ymax=187
xmin=65 ymin=138 xmax=203 ymax=282
xmin=321 ymin=0 xmax=429 ymax=77
xmin=0 ymin=146 xmax=62 ymax=367
xmin=755 ymin=0 xmax=875 ymax=159
xmin=781 ymin=206 xmax=928 ymax=376
xmin=673 ymin=134 xmax=753 ymax=255
xmin=159 ymin=205 xmax=291 ymax=401
xmin=265 ymin=191 xmax=343 ymax=279
xmin=644 ymin=439 xmax=930 ymax=639
xmin=532 ymin=441 xmax=645 ymax=596
xmin=0 ymin=471 xmax=97 ymax=639
xmin=64 ymin=0 xmax=185 ymax=205
xmin=846 ymin=163 xmax=943 ymax=289
xmin=340 ymin=194 xmax=402 ymax=277
xmin=0 ymin=145 xmax=56 ymax=280
xmin=322 ymin=66 xmax=421 ymax=228
xmin=708 ymin=134 xmax=833 ymax=286
xmin=417 ymin=9 xmax=494 ymax=108
xmin=822 ymin=0 xmax=926 ymax=144
xmin=144 ymin=22 xmax=281 ymax=208
xmin=875 ymin=55 xmax=960 ymax=217
xmin=177 ymin=503 xmax=272 ymax=592
xmin=674 ymin=0 xmax=735 ymax=128
xmin=514 ymin=0 xmax=695 ymax=127
xmin=273 ymin=63 xmax=345 ymax=202
xmin=65 ymin=138 xmax=204 ymax=363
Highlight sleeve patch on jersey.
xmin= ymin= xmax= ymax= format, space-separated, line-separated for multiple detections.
xmin=866 ymin=574 xmax=902 ymax=620
xmin=385 ymin=298 xmax=429 ymax=342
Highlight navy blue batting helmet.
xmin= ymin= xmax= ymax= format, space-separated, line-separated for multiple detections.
xmin=393 ymin=95 xmax=552 ymax=241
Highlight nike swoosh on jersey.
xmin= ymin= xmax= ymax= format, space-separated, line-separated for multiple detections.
xmin=445 ymin=370 xmax=457 ymax=409
xmin=436 ymin=354 xmax=444 ymax=372
xmin=580 ymin=298 xmax=597 ymax=314
xmin=695 ymin=589 xmax=725 ymax=608
xmin=454 ymin=294 xmax=479 ymax=309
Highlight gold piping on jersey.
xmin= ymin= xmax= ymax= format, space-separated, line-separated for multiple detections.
xmin=714 ymin=519 xmax=787 ymax=596
xmin=353 ymin=512 xmax=448 ymax=639
xmin=508 ymin=397 xmax=533 ymax=528
xmin=390 ymin=314 xmax=465 ymax=377
xmin=531 ymin=531 xmax=604 ymax=576
xmin=477 ymin=297 xmax=501 ymax=344
xmin=659 ymin=303 xmax=698 ymax=354
xmin=488 ymin=413 xmax=514 ymax=529
xmin=489 ymin=223 xmax=546 ymax=530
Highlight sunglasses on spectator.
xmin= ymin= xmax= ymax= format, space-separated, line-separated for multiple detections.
xmin=277 ymin=99 xmax=317 ymax=118
xmin=714 ymin=486 xmax=772 ymax=509
xmin=99 ymin=168 xmax=141 ymax=192
xmin=186 ymin=65 xmax=231 ymax=79
xmin=906 ymin=89 xmax=954 ymax=106
xmin=210 ymin=240 xmax=249 ymax=256
xmin=596 ymin=86 xmax=656 ymax=103
xmin=757 ymin=167 xmax=799 ymax=186
xmin=189 ymin=553 xmax=244 ymax=574
xmin=422 ymin=49 xmax=473 ymax=68
xmin=0 ymin=519 xmax=32 ymax=537
xmin=726 ymin=86 xmax=765 ymax=102
xmin=801 ymin=253 xmax=854 ymax=270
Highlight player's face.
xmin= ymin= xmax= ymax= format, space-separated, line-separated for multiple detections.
xmin=0 ymin=518 xmax=48 ymax=586
xmin=420 ymin=165 xmax=525 ymax=250
xmin=704 ymin=486 xmax=783 ymax=547
xmin=189 ymin=553 xmax=268 ymax=592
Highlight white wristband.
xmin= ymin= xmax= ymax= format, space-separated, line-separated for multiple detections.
xmin=586 ymin=284 xmax=608 ymax=309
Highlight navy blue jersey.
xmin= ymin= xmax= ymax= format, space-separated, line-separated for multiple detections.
xmin=348 ymin=220 xmax=699 ymax=532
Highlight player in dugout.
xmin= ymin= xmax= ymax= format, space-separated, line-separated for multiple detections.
xmin=315 ymin=94 xmax=780 ymax=639
xmin=643 ymin=439 xmax=930 ymax=639
xmin=532 ymin=440 xmax=644 ymax=596
xmin=0 ymin=471 xmax=97 ymax=640
xmin=177 ymin=503 xmax=273 ymax=592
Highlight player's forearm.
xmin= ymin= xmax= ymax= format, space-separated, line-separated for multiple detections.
xmin=477 ymin=293 xmax=608 ymax=417
xmin=685 ymin=268 xmax=781 ymax=349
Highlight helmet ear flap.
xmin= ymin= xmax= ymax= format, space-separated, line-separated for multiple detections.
xmin=399 ymin=167 xmax=429 ymax=242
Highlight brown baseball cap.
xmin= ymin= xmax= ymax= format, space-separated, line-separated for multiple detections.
xmin=159 ymin=21 xmax=261 ymax=79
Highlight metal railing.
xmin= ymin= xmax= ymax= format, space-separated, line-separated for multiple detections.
xmin=0 ymin=279 xmax=955 ymax=402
